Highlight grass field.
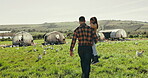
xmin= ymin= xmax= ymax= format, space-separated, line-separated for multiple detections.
xmin=0 ymin=39 xmax=148 ymax=78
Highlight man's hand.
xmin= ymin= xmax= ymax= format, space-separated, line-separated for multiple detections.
xmin=70 ymin=51 xmax=74 ymax=57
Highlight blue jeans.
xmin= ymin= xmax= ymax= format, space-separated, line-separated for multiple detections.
xmin=92 ymin=42 xmax=98 ymax=56
xmin=78 ymin=46 xmax=93 ymax=78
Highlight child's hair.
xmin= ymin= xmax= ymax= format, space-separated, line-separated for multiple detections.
xmin=90 ymin=17 xmax=98 ymax=29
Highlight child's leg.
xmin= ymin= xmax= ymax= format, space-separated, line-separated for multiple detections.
xmin=92 ymin=43 xmax=98 ymax=56
xmin=92 ymin=43 xmax=99 ymax=64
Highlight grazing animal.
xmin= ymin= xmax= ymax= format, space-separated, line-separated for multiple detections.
xmin=36 ymin=54 xmax=42 ymax=62
xmin=34 ymin=49 xmax=37 ymax=52
xmin=50 ymin=47 xmax=54 ymax=50
xmin=41 ymin=45 xmax=44 ymax=48
xmin=56 ymin=49 xmax=59 ymax=52
xmin=135 ymin=42 xmax=138 ymax=45
xmin=43 ymin=50 xmax=46 ymax=55
xmin=136 ymin=51 xmax=144 ymax=57
xmin=47 ymin=47 xmax=51 ymax=50
xmin=44 ymin=48 xmax=47 ymax=50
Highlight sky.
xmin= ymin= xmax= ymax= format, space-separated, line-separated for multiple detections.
xmin=0 ymin=0 xmax=148 ymax=25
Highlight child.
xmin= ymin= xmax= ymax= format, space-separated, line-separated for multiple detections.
xmin=90 ymin=17 xmax=100 ymax=64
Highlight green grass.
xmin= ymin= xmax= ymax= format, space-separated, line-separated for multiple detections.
xmin=0 ymin=39 xmax=148 ymax=78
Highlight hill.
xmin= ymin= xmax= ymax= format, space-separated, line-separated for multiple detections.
xmin=0 ymin=20 xmax=148 ymax=34
xmin=99 ymin=20 xmax=148 ymax=33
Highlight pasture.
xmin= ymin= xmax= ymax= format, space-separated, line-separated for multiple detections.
xmin=0 ymin=39 xmax=148 ymax=78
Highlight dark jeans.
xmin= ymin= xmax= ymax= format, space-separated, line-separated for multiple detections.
xmin=78 ymin=46 xmax=93 ymax=78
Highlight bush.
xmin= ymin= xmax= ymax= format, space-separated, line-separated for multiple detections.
xmin=129 ymin=35 xmax=134 ymax=38
xmin=33 ymin=34 xmax=44 ymax=40
xmin=0 ymin=38 xmax=12 ymax=41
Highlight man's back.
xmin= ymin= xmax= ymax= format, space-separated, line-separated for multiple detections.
xmin=70 ymin=23 xmax=98 ymax=51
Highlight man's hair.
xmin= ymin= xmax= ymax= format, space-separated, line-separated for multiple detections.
xmin=79 ymin=16 xmax=85 ymax=22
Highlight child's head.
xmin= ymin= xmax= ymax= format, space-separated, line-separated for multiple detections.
xmin=90 ymin=17 xmax=98 ymax=28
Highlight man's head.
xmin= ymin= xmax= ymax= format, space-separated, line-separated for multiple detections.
xmin=79 ymin=16 xmax=85 ymax=24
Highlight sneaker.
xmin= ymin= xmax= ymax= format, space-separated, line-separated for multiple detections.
xmin=92 ymin=60 xmax=99 ymax=64
xmin=91 ymin=55 xmax=99 ymax=64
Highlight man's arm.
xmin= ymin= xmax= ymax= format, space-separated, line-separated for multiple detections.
xmin=70 ymin=31 xmax=77 ymax=52
xmin=92 ymin=30 xmax=98 ymax=44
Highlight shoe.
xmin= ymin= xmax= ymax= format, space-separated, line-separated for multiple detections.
xmin=91 ymin=55 xmax=99 ymax=64
xmin=92 ymin=60 xmax=99 ymax=64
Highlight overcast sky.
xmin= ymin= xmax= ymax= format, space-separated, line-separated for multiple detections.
xmin=0 ymin=0 xmax=148 ymax=25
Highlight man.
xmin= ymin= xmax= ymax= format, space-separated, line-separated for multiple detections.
xmin=70 ymin=16 xmax=98 ymax=78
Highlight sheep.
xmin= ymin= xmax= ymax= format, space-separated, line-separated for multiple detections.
xmin=56 ymin=49 xmax=59 ymax=52
xmin=33 ymin=49 xmax=37 ymax=52
xmin=44 ymin=48 xmax=47 ymax=50
xmin=50 ymin=47 xmax=54 ymax=50
xmin=135 ymin=42 xmax=138 ymax=45
xmin=43 ymin=50 xmax=47 ymax=55
xmin=46 ymin=46 xmax=50 ymax=49
xmin=41 ymin=45 xmax=44 ymax=48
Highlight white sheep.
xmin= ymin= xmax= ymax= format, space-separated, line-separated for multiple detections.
xmin=34 ymin=49 xmax=37 ymax=52
xmin=43 ymin=50 xmax=47 ymax=55
xmin=38 ymin=54 xmax=42 ymax=59
xmin=135 ymin=42 xmax=138 ymax=45
xmin=56 ymin=49 xmax=59 ymax=52
xmin=50 ymin=47 xmax=54 ymax=50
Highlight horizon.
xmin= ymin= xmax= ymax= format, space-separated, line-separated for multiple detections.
xmin=0 ymin=0 xmax=148 ymax=25
xmin=0 ymin=19 xmax=147 ymax=25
